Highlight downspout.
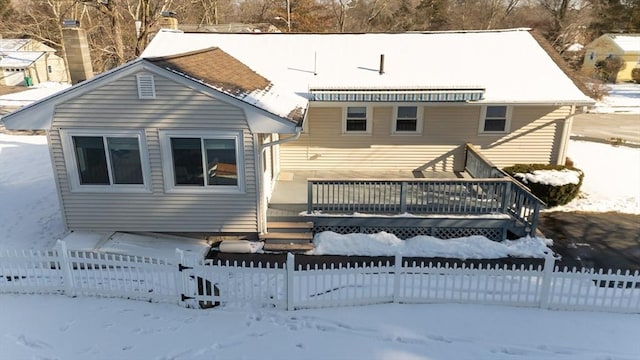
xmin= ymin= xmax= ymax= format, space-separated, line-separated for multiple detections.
xmin=256 ymin=129 xmax=302 ymax=234
xmin=556 ymin=105 xmax=580 ymax=165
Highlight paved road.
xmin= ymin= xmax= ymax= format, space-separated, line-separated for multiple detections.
xmin=572 ymin=113 xmax=640 ymax=144
xmin=539 ymin=113 xmax=640 ymax=271
xmin=539 ymin=212 xmax=640 ymax=272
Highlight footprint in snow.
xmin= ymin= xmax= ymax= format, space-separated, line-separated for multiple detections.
xmin=15 ymin=334 xmax=52 ymax=349
xmin=393 ymin=336 xmax=426 ymax=345
xmin=58 ymin=321 xmax=74 ymax=332
xmin=493 ymin=347 xmax=531 ymax=356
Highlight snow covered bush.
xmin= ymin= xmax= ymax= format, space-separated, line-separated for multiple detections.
xmin=632 ymin=68 xmax=640 ymax=84
xmin=502 ymin=164 xmax=584 ymax=207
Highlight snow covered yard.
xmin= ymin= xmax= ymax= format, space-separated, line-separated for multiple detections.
xmin=1 ymin=133 xmax=640 ymax=359
xmin=1 ymin=295 xmax=639 ymax=360
xmin=590 ymin=82 xmax=640 ymax=114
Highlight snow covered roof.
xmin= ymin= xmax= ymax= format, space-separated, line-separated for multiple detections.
xmin=606 ymin=34 xmax=640 ymax=53
xmin=0 ymin=38 xmax=56 ymax=53
xmin=2 ymin=58 xmax=301 ymax=132
xmin=0 ymin=39 xmax=29 ymax=51
xmin=142 ymin=28 xmax=593 ymax=105
xmin=0 ymin=51 xmax=44 ymax=68
xmin=147 ymin=47 xmax=306 ymax=122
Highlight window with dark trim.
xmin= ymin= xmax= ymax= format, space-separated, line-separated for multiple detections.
xmin=345 ymin=106 xmax=368 ymax=132
xmin=395 ymin=106 xmax=419 ymax=132
xmin=482 ymin=106 xmax=508 ymax=133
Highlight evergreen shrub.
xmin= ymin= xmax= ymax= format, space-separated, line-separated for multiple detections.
xmin=502 ymin=164 xmax=584 ymax=207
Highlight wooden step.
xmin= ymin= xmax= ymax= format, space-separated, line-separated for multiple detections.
xmin=267 ymin=221 xmax=314 ymax=230
xmin=259 ymin=232 xmax=313 ymax=241
xmin=263 ymin=242 xmax=314 ymax=252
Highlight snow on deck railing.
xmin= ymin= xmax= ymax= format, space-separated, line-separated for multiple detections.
xmin=1 ymin=242 xmax=639 ymax=313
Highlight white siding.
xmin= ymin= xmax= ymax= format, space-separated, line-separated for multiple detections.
xmin=51 ymin=71 xmax=258 ymax=233
xmin=280 ymin=105 xmax=569 ymax=172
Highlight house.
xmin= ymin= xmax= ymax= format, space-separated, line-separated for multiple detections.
xmin=0 ymin=38 xmax=68 ymax=86
xmin=581 ymin=33 xmax=640 ymax=82
xmin=1 ymin=29 xmax=593 ymax=249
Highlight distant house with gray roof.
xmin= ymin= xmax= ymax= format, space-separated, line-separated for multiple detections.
xmin=0 ymin=38 xmax=68 ymax=86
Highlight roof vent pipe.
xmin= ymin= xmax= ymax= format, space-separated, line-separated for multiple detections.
xmin=379 ymin=54 xmax=385 ymax=75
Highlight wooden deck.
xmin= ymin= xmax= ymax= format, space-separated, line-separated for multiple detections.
xmin=267 ymin=147 xmax=543 ymax=242
xmin=268 ymin=170 xmax=463 ymax=216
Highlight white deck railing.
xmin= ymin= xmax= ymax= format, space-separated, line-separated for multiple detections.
xmin=1 ymin=241 xmax=639 ymax=313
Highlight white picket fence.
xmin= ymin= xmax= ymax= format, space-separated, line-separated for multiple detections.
xmin=1 ymin=241 xmax=639 ymax=313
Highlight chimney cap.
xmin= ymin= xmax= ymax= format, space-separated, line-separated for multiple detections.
xmin=161 ymin=10 xmax=177 ymax=18
xmin=62 ymin=19 xmax=80 ymax=28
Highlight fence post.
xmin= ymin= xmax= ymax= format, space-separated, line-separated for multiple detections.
xmin=175 ymin=248 xmax=189 ymax=307
xmin=539 ymin=251 xmax=556 ymax=309
xmin=55 ymin=240 xmax=75 ymax=297
xmin=393 ymin=253 xmax=402 ymax=303
xmin=286 ymin=252 xmax=295 ymax=311
xmin=399 ymin=182 xmax=407 ymax=213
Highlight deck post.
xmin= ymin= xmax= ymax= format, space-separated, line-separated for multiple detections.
xmin=400 ymin=181 xmax=408 ymax=213
xmin=530 ymin=201 xmax=541 ymax=236
xmin=307 ymin=181 xmax=313 ymax=214
xmin=501 ymin=181 xmax=512 ymax=214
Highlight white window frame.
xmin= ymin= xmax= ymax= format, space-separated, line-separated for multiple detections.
xmin=60 ymin=129 xmax=151 ymax=193
xmin=159 ymin=130 xmax=245 ymax=194
xmin=478 ymin=105 xmax=512 ymax=134
xmin=342 ymin=105 xmax=371 ymax=135
xmin=392 ymin=105 xmax=423 ymax=135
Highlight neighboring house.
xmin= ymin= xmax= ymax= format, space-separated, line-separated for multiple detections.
xmin=0 ymin=38 xmax=68 ymax=85
xmin=581 ymin=33 xmax=640 ymax=82
xmin=2 ymin=28 xmax=593 ymax=244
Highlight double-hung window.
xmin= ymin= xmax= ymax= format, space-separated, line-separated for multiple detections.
xmin=61 ymin=129 xmax=150 ymax=192
xmin=393 ymin=106 xmax=422 ymax=134
xmin=160 ymin=130 xmax=244 ymax=193
xmin=343 ymin=106 xmax=370 ymax=134
xmin=480 ymin=105 xmax=511 ymax=134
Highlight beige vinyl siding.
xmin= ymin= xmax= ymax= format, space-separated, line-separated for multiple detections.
xmin=280 ymin=105 xmax=569 ymax=172
xmin=51 ymin=71 xmax=258 ymax=233
xmin=475 ymin=106 xmax=569 ymax=168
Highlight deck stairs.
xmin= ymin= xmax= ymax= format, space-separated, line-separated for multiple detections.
xmin=260 ymin=220 xmax=315 ymax=252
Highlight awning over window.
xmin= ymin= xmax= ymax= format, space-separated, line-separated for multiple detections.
xmin=309 ymin=87 xmax=485 ymax=102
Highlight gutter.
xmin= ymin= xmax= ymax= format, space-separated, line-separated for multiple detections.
xmin=259 ymin=129 xmax=302 ymax=153
xmin=256 ymin=128 xmax=302 ymax=234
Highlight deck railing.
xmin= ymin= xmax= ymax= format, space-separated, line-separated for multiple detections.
xmin=464 ymin=143 xmax=506 ymax=179
xmin=307 ymin=178 xmax=543 ymax=236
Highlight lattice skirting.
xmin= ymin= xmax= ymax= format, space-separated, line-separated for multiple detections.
xmin=313 ymin=225 xmax=504 ymax=241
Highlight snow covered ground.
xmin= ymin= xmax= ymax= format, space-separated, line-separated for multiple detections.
xmin=1 ymin=294 xmax=639 ymax=360
xmin=1 ymin=133 xmax=639 ymax=360
xmin=590 ymin=82 xmax=640 ymax=114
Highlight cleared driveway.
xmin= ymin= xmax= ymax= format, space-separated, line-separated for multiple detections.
xmin=572 ymin=113 xmax=640 ymax=144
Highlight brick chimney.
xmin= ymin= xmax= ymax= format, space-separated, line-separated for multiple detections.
xmin=158 ymin=11 xmax=178 ymax=30
xmin=62 ymin=20 xmax=94 ymax=84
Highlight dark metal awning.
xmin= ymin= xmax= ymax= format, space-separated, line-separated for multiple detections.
xmin=309 ymin=87 xmax=485 ymax=102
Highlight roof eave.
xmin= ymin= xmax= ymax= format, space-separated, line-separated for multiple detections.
xmin=2 ymin=59 xmax=147 ymax=130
